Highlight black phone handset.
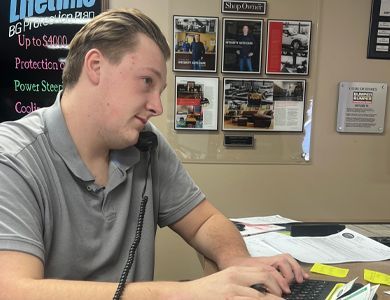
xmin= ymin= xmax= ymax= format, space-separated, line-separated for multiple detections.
xmin=113 ymin=131 xmax=158 ymax=300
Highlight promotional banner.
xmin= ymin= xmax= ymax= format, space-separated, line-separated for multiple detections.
xmin=0 ymin=0 xmax=105 ymax=122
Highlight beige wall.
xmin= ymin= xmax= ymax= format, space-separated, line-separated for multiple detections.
xmin=110 ymin=0 xmax=390 ymax=281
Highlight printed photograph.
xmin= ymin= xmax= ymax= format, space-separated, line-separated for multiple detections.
xmin=223 ymin=78 xmax=305 ymax=132
xmin=175 ymin=76 xmax=219 ymax=130
xmin=222 ymin=18 xmax=263 ymax=74
xmin=173 ymin=16 xmax=218 ymax=72
xmin=266 ymin=20 xmax=312 ymax=75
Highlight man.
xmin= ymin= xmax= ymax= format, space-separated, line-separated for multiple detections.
xmin=0 ymin=8 xmax=307 ymax=299
xmin=190 ymin=34 xmax=205 ymax=70
xmin=236 ymin=25 xmax=256 ymax=72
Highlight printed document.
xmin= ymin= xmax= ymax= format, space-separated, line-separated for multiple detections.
xmin=245 ymin=229 xmax=390 ymax=264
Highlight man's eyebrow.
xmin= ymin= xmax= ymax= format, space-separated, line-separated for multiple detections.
xmin=143 ymin=67 xmax=163 ymax=80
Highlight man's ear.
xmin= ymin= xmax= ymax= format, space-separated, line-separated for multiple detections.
xmin=84 ymin=48 xmax=102 ymax=85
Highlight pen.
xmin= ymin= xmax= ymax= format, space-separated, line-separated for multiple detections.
xmin=250 ymin=283 xmax=268 ymax=293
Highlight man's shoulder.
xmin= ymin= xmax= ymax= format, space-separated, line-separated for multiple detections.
xmin=0 ymin=109 xmax=47 ymax=155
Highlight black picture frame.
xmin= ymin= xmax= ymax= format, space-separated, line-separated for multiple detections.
xmin=173 ymin=15 xmax=219 ymax=73
xmin=265 ymin=19 xmax=312 ymax=76
xmin=222 ymin=18 xmax=263 ymax=74
xmin=174 ymin=76 xmax=219 ymax=131
xmin=221 ymin=0 xmax=267 ymax=15
xmin=367 ymin=0 xmax=390 ymax=59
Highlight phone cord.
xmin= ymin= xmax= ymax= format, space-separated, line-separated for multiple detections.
xmin=113 ymin=153 xmax=152 ymax=300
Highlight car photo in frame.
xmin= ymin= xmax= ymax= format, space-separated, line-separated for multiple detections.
xmin=175 ymin=76 xmax=219 ymax=130
xmin=173 ymin=15 xmax=218 ymax=72
xmin=266 ymin=20 xmax=312 ymax=75
xmin=222 ymin=18 xmax=263 ymax=74
xmin=223 ymin=78 xmax=306 ymax=132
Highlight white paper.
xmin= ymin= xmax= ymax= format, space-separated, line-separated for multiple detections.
xmin=338 ymin=283 xmax=371 ymax=300
xmin=334 ymin=277 xmax=358 ymax=299
xmin=231 ymin=214 xmax=301 ymax=225
xmin=384 ymin=290 xmax=390 ymax=295
xmin=244 ymin=233 xmax=285 ymax=257
xmin=368 ymin=285 xmax=379 ymax=300
xmin=253 ymin=229 xmax=390 ymax=264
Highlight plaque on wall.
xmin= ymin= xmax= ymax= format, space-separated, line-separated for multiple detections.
xmin=0 ymin=0 xmax=108 ymax=122
xmin=337 ymin=82 xmax=388 ymax=133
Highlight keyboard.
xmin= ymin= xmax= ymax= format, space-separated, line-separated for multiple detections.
xmin=283 ymin=279 xmax=376 ymax=300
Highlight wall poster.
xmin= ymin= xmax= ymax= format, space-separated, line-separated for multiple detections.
xmin=222 ymin=18 xmax=263 ymax=74
xmin=173 ymin=15 xmax=218 ymax=72
xmin=223 ymin=78 xmax=305 ymax=132
xmin=0 ymin=0 xmax=108 ymax=122
xmin=174 ymin=76 xmax=219 ymax=130
xmin=266 ymin=20 xmax=312 ymax=75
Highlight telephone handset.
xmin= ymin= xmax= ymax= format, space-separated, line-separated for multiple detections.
xmin=135 ymin=131 xmax=158 ymax=152
xmin=113 ymin=131 xmax=157 ymax=300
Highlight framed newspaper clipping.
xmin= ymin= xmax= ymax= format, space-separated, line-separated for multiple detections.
xmin=173 ymin=15 xmax=218 ymax=72
xmin=175 ymin=76 xmax=219 ymax=130
xmin=223 ymin=78 xmax=306 ymax=132
xmin=266 ymin=19 xmax=312 ymax=75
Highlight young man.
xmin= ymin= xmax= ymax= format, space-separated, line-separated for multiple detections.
xmin=236 ymin=25 xmax=256 ymax=72
xmin=190 ymin=34 xmax=206 ymax=70
xmin=0 ymin=8 xmax=307 ymax=300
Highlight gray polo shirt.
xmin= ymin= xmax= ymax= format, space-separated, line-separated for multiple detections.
xmin=0 ymin=93 xmax=205 ymax=281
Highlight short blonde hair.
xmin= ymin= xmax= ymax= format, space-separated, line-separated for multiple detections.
xmin=62 ymin=8 xmax=170 ymax=89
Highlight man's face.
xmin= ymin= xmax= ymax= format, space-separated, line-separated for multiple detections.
xmin=96 ymin=34 xmax=167 ymax=149
xmin=194 ymin=34 xmax=200 ymax=42
xmin=243 ymin=25 xmax=249 ymax=35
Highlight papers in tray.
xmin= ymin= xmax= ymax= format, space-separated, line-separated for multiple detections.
xmin=230 ymin=214 xmax=299 ymax=237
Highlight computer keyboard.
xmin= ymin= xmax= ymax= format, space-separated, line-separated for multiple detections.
xmin=284 ymin=280 xmax=336 ymax=300
xmin=283 ymin=279 xmax=375 ymax=300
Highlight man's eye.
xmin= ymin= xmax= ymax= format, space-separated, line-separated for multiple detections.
xmin=143 ymin=77 xmax=153 ymax=85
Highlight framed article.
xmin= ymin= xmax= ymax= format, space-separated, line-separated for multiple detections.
xmin=222 ymin=18 xmax=263 ymax=74
xmin=221 ymin=0 xmax=267 ymax=15
xmin=223 ymin=78 xmax=305 ymax=132
xmin=173 ymin=15 xmax=218 ymax=72
xmin=174 ymin=76 xmax=219 ymax=130
xmin=367 ymin=0 xmax=390 ymax=59
xmin=266 ymin=20 xmax=312 ymax=75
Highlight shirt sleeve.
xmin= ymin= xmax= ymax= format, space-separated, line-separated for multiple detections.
xmin=0 ymin=160 xmax=45 ymax=262
xmin=150 ymin=126 xmax=205 ymax=227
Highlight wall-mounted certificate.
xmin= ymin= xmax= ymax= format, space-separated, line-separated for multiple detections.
xmin=337 ymin=82 xmax=388 ymax=133
xmin=222 ymin=18 xmax=263 ymax=74
xmin=175 ymin=76 xmax=219 ymax=130
xmin=266 ymin=20 xmax=312 ymax=75
xmin=173 ymin=16 xmax=218 ymax=72
xmin=223 ymin=78 xmax=305 ymax=132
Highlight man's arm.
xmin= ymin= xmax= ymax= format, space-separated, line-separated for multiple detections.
xmin=0 ymin=250 xmax=284 ymax=300
xmin=169 ymin=199 xmax=309 ymax=294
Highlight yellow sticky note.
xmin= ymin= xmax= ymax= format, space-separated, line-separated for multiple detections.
xmin=310 ymin=263 xmax=349 ymax=278
xmin=364 ymin=269 xmax=390 ymax=286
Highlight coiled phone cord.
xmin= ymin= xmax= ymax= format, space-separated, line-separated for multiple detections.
xmin=113 ymin=153 xmax=152 ymax=300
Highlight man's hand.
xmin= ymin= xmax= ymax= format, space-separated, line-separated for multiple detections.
xmin=179 ymin=266 xmax=284 ymax=300
xmin=219 ymin=254 xmax=309 ymax=294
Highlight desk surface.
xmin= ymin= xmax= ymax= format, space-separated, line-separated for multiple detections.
xmin=199 ymin=257 xmax=390 ymax=299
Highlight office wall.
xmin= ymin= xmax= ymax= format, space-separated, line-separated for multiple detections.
xmin=110 ymin=0 xmax=390 ymax=280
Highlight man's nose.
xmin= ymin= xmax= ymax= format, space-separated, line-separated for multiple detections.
xmin=147 ymin=93 xmax=163 ymax=116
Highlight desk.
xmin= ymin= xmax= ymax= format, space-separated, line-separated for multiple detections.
xmin=198 ymin=256 xmax=389 ymax=299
